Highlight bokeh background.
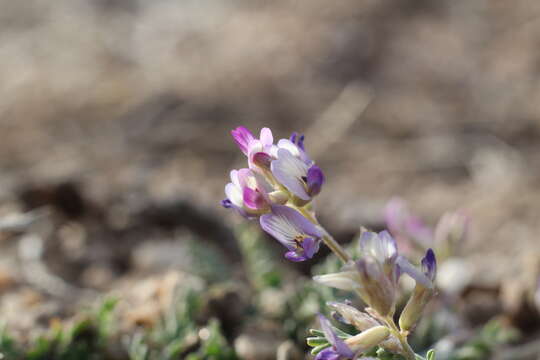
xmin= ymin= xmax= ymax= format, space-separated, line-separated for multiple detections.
xmin=0 ymin=0 xmax=540 ymax=359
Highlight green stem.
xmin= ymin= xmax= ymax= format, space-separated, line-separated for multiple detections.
xmin=384 ymin=316 xmax=416 ymax=360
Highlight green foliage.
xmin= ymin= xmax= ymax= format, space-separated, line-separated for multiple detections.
xmin=449 ymin=319 xmax=518 ymax=360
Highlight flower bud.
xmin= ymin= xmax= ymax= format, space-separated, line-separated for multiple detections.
xmin=398 ymin=286 xmax=434 ymax=332
xmin=327 ymin=302 xmax=379 ymax=331
xmin=344 ymin=326 xmax=390 ymax=353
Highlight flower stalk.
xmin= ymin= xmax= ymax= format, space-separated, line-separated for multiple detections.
xmin=221 ymin=126 xmax=438 ymax=360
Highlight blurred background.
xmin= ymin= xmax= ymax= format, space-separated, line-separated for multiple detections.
xmin=0 ymin=0 xmax=540 ymax=359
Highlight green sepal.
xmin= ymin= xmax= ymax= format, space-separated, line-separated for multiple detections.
xmin=311 ymin=343 xmax=331 ymax=355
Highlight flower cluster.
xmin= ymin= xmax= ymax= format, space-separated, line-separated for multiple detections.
xmin=312 ymin=231 xmax=436 ymax=359
xmin=222 ymin=126 xmax=439 ymax=360
xmin=222 ymin=126 xmax=325 ymax=261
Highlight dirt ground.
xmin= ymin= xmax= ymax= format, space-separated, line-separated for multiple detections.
xmin=0 ymin=0 xmax=539 ymax=354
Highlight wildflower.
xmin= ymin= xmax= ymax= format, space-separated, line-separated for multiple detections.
xmin=259 ymin=205 xmax=322 ymax=261
xmin=399 ymin=249 xmax=437 ymax=332
xmin=315 ymin=231 xmax=432 ymax=316
xmin=315 ymin=315 xmax=389 ymax=360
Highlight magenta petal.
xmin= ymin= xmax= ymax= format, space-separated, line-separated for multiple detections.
xmin=231 ymin=126 xmax=255 ymax=155
xmin=243 ymin=187 xmax=266 ymax=210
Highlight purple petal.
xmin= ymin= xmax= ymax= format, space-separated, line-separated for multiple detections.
xmin=396 ymin=256 xmax=433 ymax=288
xmin=298 ymin=134 xmax=305 ymax=150
xmin=284 ymin=251 xmax=308 ymax=262
xmin=270 ymin=205 xmax=322 ymax=238
xmin=221 ymin=199 xmax=232 ymax=208
xmin=231 ymin=126 xmax=255 ymax=155
xmin=290 ymin=132 xmax=298 ymax=143
xmin=421 ymin=248 xmax=437 ymax=282
xmin=307 ymin=165 xmax=325 ymax=196
xmin=301 ymin=237 xmax=319 ymax=259
xmin=318 ymin=315 xmax=354 ymax=358
xmin=315 ymin=348 xmax=341 ymax=360
xmin=271 ymin=149 xmax=310 ymax=200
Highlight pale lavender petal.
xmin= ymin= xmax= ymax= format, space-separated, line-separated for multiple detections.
xmin=260 ymin=127 xmax=273 ymax=147
xmin=230 ymin=169 xmax=240 ymax=187
xmin=318 ymin=315 xmax=354 ymax=358
xmin=307 ymin=165 xmax=325 ymax=196
xmin=231 ymin=126 xmax=254 ymax=155
xmin=225 ymin=183 xmax=243 ymax=207
xmin=359 ymin=231 xmax=397 ymax=264
xmin=396 ymin=256 xmax=433 ymax=288
xmin=271 ymin=149 xmax=310 ymax=200
xmin=277 ymin=139 xmax=301 ymax=157
xmin=270 ymin=205 xmax=322 ymax=238
xmin=421 ymin=248 xmax=437 ymax=282
xmin=236 ymin=168 xmax=251 ymax=188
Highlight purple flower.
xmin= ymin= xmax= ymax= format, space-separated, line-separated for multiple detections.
xmin=271 ymin=149 xmax=324 ymax=201
xmin=231 ymin=126 xmax=276 ymax=169
xmin=259 ymin=205 xmax=323 ymax=261
xmin=316 ymin=231 xmax=433 ymax=316
xmin=223 ymin=168 xmax=273 ymax=217
xmin=316 ymin=315 xmax=355 ymax=360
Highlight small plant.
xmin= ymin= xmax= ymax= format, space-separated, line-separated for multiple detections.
xmin=222 ymin=127 xmax=439 ymax=360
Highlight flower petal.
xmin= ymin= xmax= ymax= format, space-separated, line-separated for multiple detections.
xmin=302 ymin=237 xmax=319 ymax=259
xmin=271 ymin=149 xmax=310 ymax=200
xmin=284 ymin=250 xmax=308 ymax=262
xmin=318 ymin=315 xmax=355 ymax=358
xmin=307 ymin=165 xmax=325 ymax=196
xmin=243 ymin=187 xmax=266 ymax=210
xmin=260 ymin=127 xmax=273 ymax=147
xmin=225 ymin=183 xmax=243 ymax=207
xmin=421 ymin=248 xmax=437 ymax=282
xmin=231 ymin=126 xmax=255 ymax=155
xmin=396 ymin=255 xmax=433 ymax=288
xmin=270 ymin=205 xmax=322 ymax=238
